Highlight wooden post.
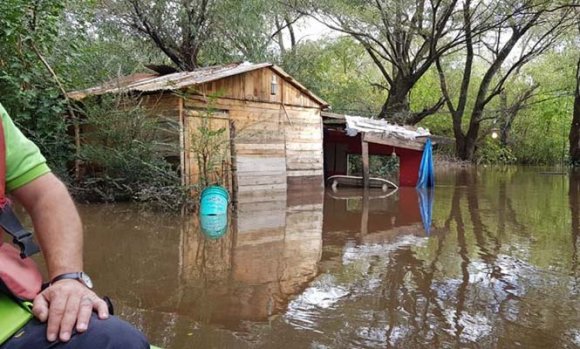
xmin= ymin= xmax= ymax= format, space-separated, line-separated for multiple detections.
xmin=361 ymin=134 xmax=370 ymax=189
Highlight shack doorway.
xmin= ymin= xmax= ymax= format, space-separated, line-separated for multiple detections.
xmin=346 ymin=154 xmax=400 ymax=186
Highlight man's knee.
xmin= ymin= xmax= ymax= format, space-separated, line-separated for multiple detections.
xmin=71 ymin=315 xmax=149 ymax=349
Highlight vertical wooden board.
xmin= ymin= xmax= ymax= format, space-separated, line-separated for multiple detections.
xmin=232 ymin=74 xmax=243 ymax=99
xmin=280 ymin=81 xmax=319 ymax=108
xmin=178 ymin=67 xmax=325 ymax=108
xmin=263 ymin=69 xmax=269 ymax=99
xmin=254 ymin=70 xmax=262 ymax=100
xmin=243 ymin=74 xmax=254 ymax=99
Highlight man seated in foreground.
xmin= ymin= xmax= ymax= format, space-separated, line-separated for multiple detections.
xmin=0 ymin=103 xmax=149 ymax=349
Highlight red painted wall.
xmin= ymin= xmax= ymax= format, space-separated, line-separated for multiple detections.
xmin=324 ymin=129 xmax=423 ymax=187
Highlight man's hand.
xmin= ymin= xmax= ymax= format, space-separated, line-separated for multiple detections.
xmin=32 ymin=280 xmax=109 ymax=342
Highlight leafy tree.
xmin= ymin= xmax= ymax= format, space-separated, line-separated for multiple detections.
xmin=295 ymin=0 xmax=475 ymax=124
xmin=436 ymin=0 xmax=575 ymax=160
xmin=102 ymin=0 xmax=219 ymax=70
xmin=54 ymin=1 xmax=166 ymax=90
xmin=102 ymin=0 xmax=298 ymax=70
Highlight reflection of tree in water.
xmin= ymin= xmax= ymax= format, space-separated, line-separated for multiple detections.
xmin=570 ymin=170 xmax=579 ymax=293
xmin=346 ymin=169 xmax=578 ymax=348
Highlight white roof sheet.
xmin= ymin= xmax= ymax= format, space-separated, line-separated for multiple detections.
xmin=345 ymin=115 xmax=431 ymax=140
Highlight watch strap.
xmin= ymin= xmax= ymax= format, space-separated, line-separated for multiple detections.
xmin=50 ymin=272 xmax=92 ymax=289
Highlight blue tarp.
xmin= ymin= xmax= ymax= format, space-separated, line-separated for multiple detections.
xmin=416 ymin=138 xmax=435 ymax=188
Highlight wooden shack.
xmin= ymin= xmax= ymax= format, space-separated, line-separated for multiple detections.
xmin=68 ymin=62 xmax=328 ymax=199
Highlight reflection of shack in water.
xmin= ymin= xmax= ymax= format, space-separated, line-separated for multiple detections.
xmin=177 ymin=186 xmax=323 ymax=327
xmin=324 ymin=186 xmax=430 ymax=245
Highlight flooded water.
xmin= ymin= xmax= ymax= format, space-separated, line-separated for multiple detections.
xmin=75 ymin=167 xmax=578 ymax=348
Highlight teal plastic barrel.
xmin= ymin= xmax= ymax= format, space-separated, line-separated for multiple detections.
xmin=200 ymin=185 xmax=229 ymax=215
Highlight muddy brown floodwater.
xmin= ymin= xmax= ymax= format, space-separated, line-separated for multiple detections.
xmin=71 ymin=167 xmax=579 ymax=348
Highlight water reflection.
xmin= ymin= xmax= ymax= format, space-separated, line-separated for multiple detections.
xmin=417 ymin=188 xmax=434 ymax=236
xmin=274 ymin=168 xmax=579 ymax=349
xmin=80 ymin=184 xmax=324 ymax=348
xmin=199 ymin=214 xmax=228 ymax=240
xmin=76 ymin=168 xmax=580 ymax=348
xmin=570 ymin=170 xmax=579 ymax=295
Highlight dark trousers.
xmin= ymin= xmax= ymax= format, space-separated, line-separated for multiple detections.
xmin=0 ymin=314 xmax=149 ymax=349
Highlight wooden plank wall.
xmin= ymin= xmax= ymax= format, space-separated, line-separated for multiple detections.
xmin=185 ymin=98 xmax=288 ymax=200
xmin=193 ymin=68 xmax=321 ymax=109
xmin=284 ymin=107 xmax=324 ymax=182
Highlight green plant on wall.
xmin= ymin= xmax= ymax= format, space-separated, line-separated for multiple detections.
xmin=189 ymin=96 xmax=231 ymax=188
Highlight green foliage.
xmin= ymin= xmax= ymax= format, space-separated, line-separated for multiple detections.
xmin=203 ymin=0 xmax=278 ymax=64
xmin=0 ymin=0 xmax=72 ymax=175
xmin=282 ymin=37 xmax=384 ymax=116
xmin=347 ymin=154 xmax=399 ymax=181
xmin=474 ymin=139 xmax=518 ymax=165
xmin=76 ymin=95 xmax=190 ymax=209
xmin=506 ymin=49 xmax=576 ymax=165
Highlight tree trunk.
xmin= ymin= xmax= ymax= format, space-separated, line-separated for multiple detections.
xmin=378 ymin=75 xmax=412 ymax=123
xmin=570 ymin=56 xmax=580 ymax=166
xmin=499 ymin=90 xmax=509 ymax=146
xmin=456 ymin=116 xmax=481 ymax=161
xmin=456 ymin=135 xmax=479 ymax=161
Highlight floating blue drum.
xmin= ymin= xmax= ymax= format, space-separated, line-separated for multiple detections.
xmin=199 ymin=185 xmax=229 ymax=215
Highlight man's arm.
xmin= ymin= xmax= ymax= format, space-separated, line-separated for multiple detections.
xmin=11 ymin=173 xmax=109 ymax=342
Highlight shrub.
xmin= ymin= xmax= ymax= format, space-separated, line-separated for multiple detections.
xmin=74 ymin=95 xmax=193 ymax=210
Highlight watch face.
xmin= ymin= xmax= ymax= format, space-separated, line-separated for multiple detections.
xmin=80 ymin=272 xmax=94 ymax=289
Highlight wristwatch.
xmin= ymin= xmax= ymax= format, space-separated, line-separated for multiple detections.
xmin=50 ymin=272 xmax=94 ymax=289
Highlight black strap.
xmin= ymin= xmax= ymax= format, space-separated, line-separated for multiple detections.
xmin=0 ymin=204 xmax=40 ymax=258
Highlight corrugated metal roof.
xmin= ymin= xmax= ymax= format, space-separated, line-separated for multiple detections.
xmin=67 ymin=62 xmax=328 ymax=107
